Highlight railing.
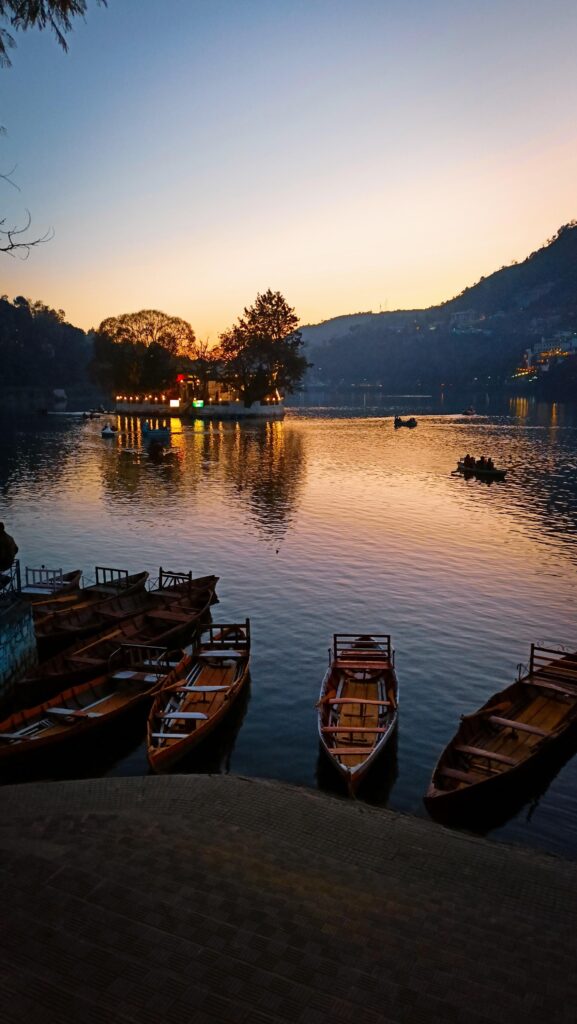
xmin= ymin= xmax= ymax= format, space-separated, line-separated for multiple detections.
xmin=157 ymin=569 xmax=193 ymax=592
xmin=332 ymin=633 xmax=392 ymax=665
xmin=200 ymin=619 xmax=250 ymax=652
xmin=24 ymin=565 xmax=63 ymax=590
xmin=528 ymin=643 xmax=577 ymax=685
xmin=109 ymin=643 xmax=174 ymax=676
xmin=95 ymin=566 xmax=129 ymax=588
xmin=0 ymin=559 xmax=21 ymax=598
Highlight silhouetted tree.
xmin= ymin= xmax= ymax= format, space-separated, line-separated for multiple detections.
xmin=0 ymin=0 xmax=106 ymax=66
xmin=91 ymin=310 xmax=197 ymax=393
xmin=217 ymin=290 xmax=309 ymax=407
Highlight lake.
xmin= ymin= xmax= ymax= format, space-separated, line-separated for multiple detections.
xmin=1 ymin=392 xmax=577 ymax=858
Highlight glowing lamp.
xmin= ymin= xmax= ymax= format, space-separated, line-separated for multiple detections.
xmin=192 ymin=399 xmax=204 ymax=408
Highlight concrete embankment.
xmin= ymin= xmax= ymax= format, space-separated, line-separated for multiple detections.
xmin=0 ymin=774 xmax=575 ymax=1023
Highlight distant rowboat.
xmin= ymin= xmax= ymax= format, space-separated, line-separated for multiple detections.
xmin=457 ymin=461 xmax=507 ymax=481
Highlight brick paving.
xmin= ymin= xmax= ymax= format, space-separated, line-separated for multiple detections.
xmin=0 ymin=774 xmax=576 ymax=1023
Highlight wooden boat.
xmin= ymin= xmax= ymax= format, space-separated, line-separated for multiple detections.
xmin=147 ymin=620 xmax=251 ymax=772
xmin=425 ymin=644 xmax=577 ymax=817
xmin=19 ymin=583 xmax=217 ymax=704
xmin=394 ymin=416 xmax=417 ymax=428
xmin=462 ymin=406 xmax=476 ymax=415
xmin=34 ymin=572 xmax=218 ymax=656
xmin=457 ymin=460 xmax=507 ymax=481
xmin=0 ymin=644 xmax=190 ymax=761
xmin=32 ymin=568 xmax=148 ymax=623
xmin=317 ymin=633 xmax=398 ymax=794
xmin=18 ymin=567 xmax=82 ymax=602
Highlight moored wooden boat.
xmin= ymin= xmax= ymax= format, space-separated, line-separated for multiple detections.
xmin=32 ymin=568 xmax=149 ymax=624
xmin=34 ymin=572 xmax=218 ymax=656
xmin=317 ymin=633 xmax=398 ymax=794
xmin=147 ymin=620 xmax=251 ymax=772
xmin=18 ymin=567 xmax=83 ymax=602
xmin=18 ymin=584 xmax=217 ymax=705
xmin=0 ymin=644 xmax=190 ymax=761
xmin=457 ymin=460 xmax=506 ymax=481
xmin=425 ymin=644 xmax=577 ymax=817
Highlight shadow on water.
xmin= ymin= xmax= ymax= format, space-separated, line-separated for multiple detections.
xmin=315 ymin=728 xmax=399 ymax=806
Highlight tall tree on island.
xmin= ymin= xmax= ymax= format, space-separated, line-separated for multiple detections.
xmin=217 ymin=290 xmax=309 ymax=407
xmin=91 ymin=309 xmax=197 ymax=393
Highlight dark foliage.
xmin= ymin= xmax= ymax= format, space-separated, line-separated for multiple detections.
xmin=0 ymin=0 xmax=106 ymax=67
xmin=0 ymin=293 xmax=90 ymax=385
xmin=91 ymin=310 xmax=197 ymax=393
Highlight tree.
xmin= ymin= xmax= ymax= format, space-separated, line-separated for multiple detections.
xmin=0 ymin=1 xmax=106 ymax=67
xmin=97 ymin=310 xmax=196 ymax=356
xmin=1 ymin=1 xmax=107 ymax=255
xmin=216 ymin=290 xmax=309 ymax=407
xmin=91 ymin=310 xmax=197 ymax=393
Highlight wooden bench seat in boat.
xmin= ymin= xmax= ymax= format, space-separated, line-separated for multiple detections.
xmin=454 ymin=744 xmax=517 ymax=766
xmin=199 ymin=650 xmax=243 ymax=659
xmin=159 ymin=711 xmax=207 ymax=720
xmin=328 ymin=698 xmax=390 ymax=707
xmin=145 ymin=609 xmax=193 ymax=623
xmin=333 ymin=659 xmax=389 ymax=670
xmin=488 ymin=715 xmax=550 ymax=737
xmin=322 ymin=726 xmax=388 ymax=734
xmin=112 ymin=671 xmax=160 ymax=683
xmin=175 ymin=685 xmax=229 ymax=693
xmin=71 ymin=655 xmax=108 ymax=665
xmin=439 ymin=766 xmax=483 ymax=785
xmin=328 ymin=746 xmax=376 ymax=755
xmin=523 ymin=677 xmax=577 ymax=697
xmin=45 ymin=707 xmax=102 ymax=719
xmin=151 ymin=732 xmax=189 ymax=740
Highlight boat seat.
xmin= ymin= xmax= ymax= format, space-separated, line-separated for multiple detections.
xmin=328 ymin=698 xmax=390 ymax=706
xmin=321 ymin=726 xmax=388 ymax=734
xmin=140 ymin=660 xmax=180 ymax=670
xmin=200 ymin=649 xmax=243 ymax=659
xmin=328 ymin=746 xmax=375 ymax=756
xmin=177 ymin=685 xmax=229 ymax=693
xmin=146 ymin=610 xmax=192 ymax=623
xmin=45 ymin=707 xmax=102 ymax=719
xmin=159 ymin=711 xmax=207 ymax=720
xmin=151 ymin=732 xmax=187 ymax=740
xmin=524 ymin=678 xmax=577 ymax=697
xmin=438 ymin=766 xmax=483 ymax=784
xmin=0 ymin=731 xmax=30 ymax=741
xmin=112 ymin=671 xmax=160 ymax=683
xmin=488 ymin=716 xmax=550 ymax=737
xmin=454 ymin=744 xmax=517 ymax=766
xmin=71 ymin=656 xmax=105 ymax=665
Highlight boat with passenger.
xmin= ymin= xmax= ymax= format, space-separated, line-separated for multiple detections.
xmin=425 ymin=643 xmax=577 ymax=818
xmin=147 ymin=620 xmax=251 ymax=772
xmin=457 ymin=456 xmax=506 ymax=481
xmin=394 ymin=416 xmax=417 ymax=428
xmin=317 ymin=633 xmax=398 ymax=794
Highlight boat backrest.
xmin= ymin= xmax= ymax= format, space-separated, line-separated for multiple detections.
xmin=157 ymin=569 xmax=192 ymax=591
xmin=109 ymin=643 xmax=172 ymax=675
xmin=200 ymin=619 xmax=251 ymax=653
xmin=529 ymin=644 xmax=577 ymax=686
xmin=25 ymin=566 xmax=63 ymax=590
xmin=95 ymin=566 xmax=129 ymax=587
xmin=332 ymin=633 xmax=392 ymax=666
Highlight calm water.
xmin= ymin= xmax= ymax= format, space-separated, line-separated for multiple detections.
xmin=2 ymin=394 xmax=577 ymax=857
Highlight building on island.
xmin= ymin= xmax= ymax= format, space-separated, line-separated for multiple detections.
xmin=115 ymin=375 xmax=285 ymax=419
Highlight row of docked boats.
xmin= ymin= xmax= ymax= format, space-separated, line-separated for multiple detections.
xmin=2 ymin=588 xmax=576 ymax=818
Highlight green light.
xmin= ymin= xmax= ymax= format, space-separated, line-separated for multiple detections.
xmin=192 ymin=399 xmax=204 ymax=408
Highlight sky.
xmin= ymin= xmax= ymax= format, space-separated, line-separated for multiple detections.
xmin=0 ymin=0 xmax=576 ymax=341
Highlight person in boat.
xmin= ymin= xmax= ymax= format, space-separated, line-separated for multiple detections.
xmin=486 ymin=457 xmax=494 ymax=470
xmin=0 ymin=523 xmax=18 ymax=573
xmin=463 ymin=454 xmax=473 ymax=467
xmin=476 ymin=456 xmax=487 ymax=469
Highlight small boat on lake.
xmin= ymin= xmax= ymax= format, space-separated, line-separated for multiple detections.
xmin=425 ymin=644 xmax=577 ymax=818
xmin=394 ymin=416 xmax=417 ymax=429
xmin=101 ymin=424 xmax=118 ymax=438
xmin=462 ymin=406 xmax=476 ymax=415
xmin=147 ymin=621 xmax=251 ymax=772
xmin=32 ymin=568 xmax=148 ymax=620
xmin=0 ymin=644 xmax=188 ymax=761
xmin=457 ymin=460 xmax=507 ymax=481
xmin=317 ymin=633 xmax=398 ymax=794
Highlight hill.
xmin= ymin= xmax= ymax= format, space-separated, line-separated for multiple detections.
xmin=301 ymin=222 xmax=577 ymax=390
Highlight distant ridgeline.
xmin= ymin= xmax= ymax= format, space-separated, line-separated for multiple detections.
xmin=301 ymin=223 xmax=577 ymax=393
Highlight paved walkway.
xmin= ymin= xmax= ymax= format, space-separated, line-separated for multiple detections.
xmin=0 ymin=774 xmax=576 ymax=1023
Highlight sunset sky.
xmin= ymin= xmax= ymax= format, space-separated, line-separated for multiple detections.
xmin=1 ymin=0 xmax=576 ymax=340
